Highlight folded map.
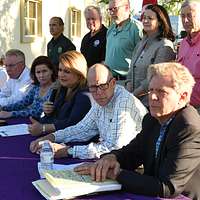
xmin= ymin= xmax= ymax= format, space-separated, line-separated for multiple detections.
xmin=33 ymin=163 xmax=121 ymax=200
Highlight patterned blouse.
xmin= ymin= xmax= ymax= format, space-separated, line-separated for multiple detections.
xmin=2 ymin=84 xmax=52 ymax=118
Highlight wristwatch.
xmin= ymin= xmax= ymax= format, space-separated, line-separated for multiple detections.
xmin=67 ymin=147 xmax=73 ymax=156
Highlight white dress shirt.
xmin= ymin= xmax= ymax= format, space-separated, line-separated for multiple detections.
xmin=54 ymin=85 xmax=147 ymax=159
xmin=0 ymin=67 xmax=31 ymax=106
xmin=0 ymin=67 xmax=9 ymax=89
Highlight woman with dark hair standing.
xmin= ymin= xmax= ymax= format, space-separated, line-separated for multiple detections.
xmin=126 ymin=4 xmax=176 ymax=106
xmin=28 ymin=51 xmax=92 ymax=136
xmin=0 ymin=56 xmax=56 ymax=119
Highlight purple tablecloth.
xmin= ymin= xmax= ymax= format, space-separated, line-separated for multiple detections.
xmin=0 ymin=119 xmax=191 ymax=200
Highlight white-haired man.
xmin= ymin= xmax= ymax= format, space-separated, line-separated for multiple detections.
xmin=81 ymin=6 xmax=107 ymax=67
xmin=0 ymin=49 xmax=31 ymax=106
xmin=75 ymin=62 xmax=200 ymax=199
xmin=178 ymin=0 xmax=200 ymax=112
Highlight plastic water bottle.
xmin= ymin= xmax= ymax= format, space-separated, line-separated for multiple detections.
xmin=38 ymin=140 xmax=54 ymax=178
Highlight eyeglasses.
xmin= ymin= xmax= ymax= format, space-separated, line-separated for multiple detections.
xmin=5 ymin=61 xmax=23 ymax=68
xmin=107 ymin=5 xmax=125 ymax=13
xmin=88 ymin=78 xmax=113 ymax=93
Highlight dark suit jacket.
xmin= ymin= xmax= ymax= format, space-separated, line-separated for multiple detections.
xmin=40 ymin=87 xmax=92 ymax=131
xmin=111 ymin=105 xmax=200 ymax=199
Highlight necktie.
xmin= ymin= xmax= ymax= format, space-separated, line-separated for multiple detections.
xmin=155 ymin=118 xmax=173 ymax=158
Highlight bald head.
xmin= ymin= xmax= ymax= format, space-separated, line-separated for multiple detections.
xmin=108 ymin=0 xmax=130 ymax=24
xmin=109 ymin=0 xmax=130 ymax=5
xmin=88 ymin=64 xmax=113 ymax=84
xmin=87 ymin=64 xmax=116 ymax=106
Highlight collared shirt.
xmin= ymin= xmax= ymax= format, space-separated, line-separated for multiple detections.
xmin=178 ymin=32 xmax=200 ymax=106
xmin=47 ymin=33 xmax=76 ymax=68
xmin=105 ymin=18 xmax=143 ymax=76
xmin=0 ymin=67 xmax=9 ymax=89
xmin=155 ymin=118 xmax=173 ymax=158
xmin=54 ymin=85 xmax=147 ymax=159
xmin=81 ymin=25 xmax=107 ymax=67
xmin=0 ymin=67 xmax=31 ymax=106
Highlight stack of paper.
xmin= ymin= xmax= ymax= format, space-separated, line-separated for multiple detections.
xmin=33 ymin=163 xmax=121 ymax=200
xmin=0 ymin=124 xmax=29 ymax=137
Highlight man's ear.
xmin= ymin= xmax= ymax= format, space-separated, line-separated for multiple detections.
xmin=180 ymin=91 xmax=188 ymax=102
xmin=125 ymin=4 xmax=130 ymax=11
xmin=110 ymin=78 xmax=116 ymax=87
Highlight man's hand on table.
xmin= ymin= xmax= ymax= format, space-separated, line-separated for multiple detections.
xmin=30 ymin=138 xmax=44 ymax=153
xmin=74 ymin=154 xmax=121 ymax=181
xmin=30 ymin=138 xmax=70 ymax=158
xmin=29 ymin=133 xmax=55 ymax=153
xmin=51 ymin=143 xmax=70 ymax=158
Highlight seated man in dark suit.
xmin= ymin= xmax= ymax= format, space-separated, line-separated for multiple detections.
xmin=75 ymin=62 xmax=200 ymax=199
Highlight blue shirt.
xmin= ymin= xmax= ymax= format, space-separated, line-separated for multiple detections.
xmin=155 ymin=118 xmax=173 ymax=158
xmin=2 ymin=85 xmax=52 ymax=118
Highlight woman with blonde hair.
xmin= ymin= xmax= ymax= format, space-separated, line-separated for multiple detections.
xmin=28 ymin=51 xmax=92 ymax=136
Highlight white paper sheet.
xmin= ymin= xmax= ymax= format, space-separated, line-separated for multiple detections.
xmin=33 ymin=162 xmax=121 ymax=200
xmin=0 ymin=124 xmax=29 ymax=137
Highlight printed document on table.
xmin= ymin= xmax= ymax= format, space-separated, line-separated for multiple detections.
xmin=0 ymin=124 xmax=29 ymax=137
xmin=33 ymin=162 xmax=122 ymax=200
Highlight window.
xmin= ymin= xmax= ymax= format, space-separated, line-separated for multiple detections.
xmin=69 ymin=7 xmax=81 ymax=38
xmin=20 ymin=0 xmax=42 ymax=43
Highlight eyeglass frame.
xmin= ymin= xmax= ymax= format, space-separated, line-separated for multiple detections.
xmin=88 ymin=78 xmax=114 ymax=93
xmin=107 ymin=4 xmax=126 ymax=13
xmin=5 ymin=60 xmax=23 ymax=68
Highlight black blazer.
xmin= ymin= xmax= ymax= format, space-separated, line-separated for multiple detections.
xmin=40 ymin=87 xmax=92 ymax=131
xmin=111 ymin=105 xmax=200 ymax=199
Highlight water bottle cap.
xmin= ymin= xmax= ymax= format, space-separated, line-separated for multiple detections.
xmin=39 ymin=140 xmax=49 ymax=146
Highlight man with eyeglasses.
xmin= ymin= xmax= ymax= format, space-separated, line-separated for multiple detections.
xmin=30 ymin=63 xmax=147 ymax=159
xmin=0 ymin=49 xmax=31 ymax=106
xmin=105 ymin=0 xmax=143 ymax=81
xmin=75 ymin=62 xmax=200 ymax=199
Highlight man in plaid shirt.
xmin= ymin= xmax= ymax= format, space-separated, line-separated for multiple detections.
xmin=30 ymin=64 xmax=147 ymax=159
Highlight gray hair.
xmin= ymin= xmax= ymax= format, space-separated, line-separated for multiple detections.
xmin=109 ymin=0 xmax=130 ymax=6
xmin=5 ymin=49 xmax=25 ymax=65
xmin=181 ymin=0 xmax=200 ymax=9
xmin=147 ymin=62 xmax=195 ymax=103
xmin=84 ymin=5 xmax=102 ymax=18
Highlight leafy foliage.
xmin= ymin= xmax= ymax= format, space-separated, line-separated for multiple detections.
xmin=98 ymin=0 xmax=184 ymax=15
xmin=159 ymin=0 xmax=184 ymax=15
xmin=99 ymin=0 xmax=109 ymax=3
